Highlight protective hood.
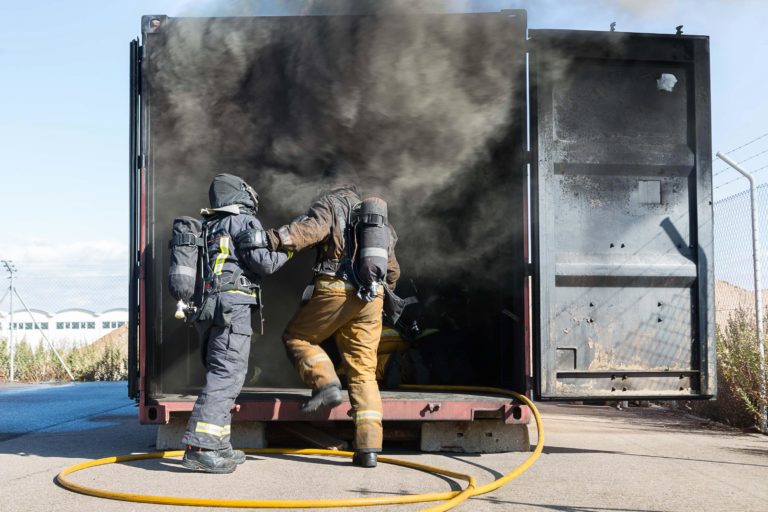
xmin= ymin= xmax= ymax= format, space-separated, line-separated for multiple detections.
xmin=208 ymin=173 xmax=259 ymax=211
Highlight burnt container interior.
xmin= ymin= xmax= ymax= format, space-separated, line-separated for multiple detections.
xmin=141 ymin=12 xmax=529 ymax=399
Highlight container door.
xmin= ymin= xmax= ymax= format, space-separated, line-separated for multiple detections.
xmin=128 ymin=38 xmax=141 ymax=399
xmin=530 ymin=29 xmax=714 ymax=400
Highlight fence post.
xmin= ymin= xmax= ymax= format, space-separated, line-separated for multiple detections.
xmin=717 ymin=151 xmax=768 ymax=433
xmin=1 ymin=260 xmax=16 ymax=381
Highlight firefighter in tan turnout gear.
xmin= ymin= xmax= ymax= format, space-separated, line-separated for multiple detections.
xmin=267 ymin=172 xmax=399 ymax=468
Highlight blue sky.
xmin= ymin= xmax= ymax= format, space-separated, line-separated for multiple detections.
xmin=0 ymin=0 xmax=767 ymax=309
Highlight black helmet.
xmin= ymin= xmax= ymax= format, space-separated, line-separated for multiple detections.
xmin=209 ymin=173 xmax=259 ymax=211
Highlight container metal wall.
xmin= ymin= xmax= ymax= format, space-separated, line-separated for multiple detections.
xmin=531 ymin=30 xmax=714 ymax=399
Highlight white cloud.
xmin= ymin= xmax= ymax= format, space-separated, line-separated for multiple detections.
xmin=1 ymin=239 xmax=127 ymax=272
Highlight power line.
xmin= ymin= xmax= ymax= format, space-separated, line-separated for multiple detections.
xmin=713 ymin=131 xmax=768 ymax=160
xmin=713 ymin=147 xmax=768 ymax=178
xmin=714 ymin=162 xmax=768 ymax=190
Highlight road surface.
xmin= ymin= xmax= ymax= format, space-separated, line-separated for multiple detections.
xmin=1 ymin=382 xmax=766 ymax=511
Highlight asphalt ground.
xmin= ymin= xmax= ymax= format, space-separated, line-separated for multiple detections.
xmin=1 ymin=382 xmax=766 ymax=512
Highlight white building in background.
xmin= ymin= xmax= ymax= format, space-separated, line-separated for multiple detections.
xmin=0 ymin=308 xmax=128 ymax=348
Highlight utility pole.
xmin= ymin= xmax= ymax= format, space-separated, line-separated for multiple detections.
xmin=2 ymin=260 xmax=17 ymax=381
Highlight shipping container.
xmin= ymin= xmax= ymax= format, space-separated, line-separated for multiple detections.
xmin=128 ymin=10 xmax=714 ymax=434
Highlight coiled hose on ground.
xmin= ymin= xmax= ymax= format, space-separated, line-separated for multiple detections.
xmin=56 ymin=385 xmax=544 ymax=511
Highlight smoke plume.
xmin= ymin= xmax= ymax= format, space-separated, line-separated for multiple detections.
xmin=150 ymin=3 xmax=522 ymax=280
xmin=149 ymin=3 xmax=525 ymax=386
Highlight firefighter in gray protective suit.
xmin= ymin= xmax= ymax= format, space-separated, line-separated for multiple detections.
xmin=180 ymin=173 xmax=290 ymax=474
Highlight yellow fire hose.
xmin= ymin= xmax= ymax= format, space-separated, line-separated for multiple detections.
xmin=56 ymin=386 xmax=544 ymax=510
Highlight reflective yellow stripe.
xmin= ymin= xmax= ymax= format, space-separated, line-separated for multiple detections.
xmin=213 ymin=237 xmax=230 ymax=275
xmin=314 ymin=278 xmax=384 ymax=296
xmin=224 ymin=289 xmax=257 ymax=297
xmin=353 ymin=410 xmax=383 ymax=423
xmin=194 ymin=421 xmax=231 ymax=437
xmin=416 ymin=328 xmax=440 ymax=340
xmin=315 ymin=279 xmax=356 ymax=291
xmin=381 ymin=328 xmax=400 ymax=339
xmin=303 ymin=354 xmax=332 ymax=367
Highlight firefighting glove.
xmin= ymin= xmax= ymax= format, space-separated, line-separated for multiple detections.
xmin=264 ymin=229 xmax=281 ymax=251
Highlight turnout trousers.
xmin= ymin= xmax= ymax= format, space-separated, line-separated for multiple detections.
xmin=283 ymin=276 xmax=384 ymax=451
xmin=182 ymin=302 xmax=253 ymax=450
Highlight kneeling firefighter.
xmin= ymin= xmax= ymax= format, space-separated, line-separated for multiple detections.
xmin=266 ymin=170 xmax=400 ymax=468
xmin=168 ymin=173 xmax=290 ymax=474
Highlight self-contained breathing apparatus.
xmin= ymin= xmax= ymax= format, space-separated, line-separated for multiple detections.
xmin=322 ymin=195 xmax=411 ymax=324
xmin=168 ymin=216 xmax=204 ymax=320
xmin=168 ymin=173 xmax=269 ymax=325
xmin=168 ymin=210 xmax=269 ymax=331
xmin=347 ymin=197 xmax=390 ymax=303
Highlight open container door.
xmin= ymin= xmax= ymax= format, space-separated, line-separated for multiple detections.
xmin=128 ymin=37 xmax=141 ymax=400
xmin=530 ymin=29 xmax=714 ymax=400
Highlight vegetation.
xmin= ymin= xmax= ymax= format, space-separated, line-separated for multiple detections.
xmin=0 ymin=338 xmax=127 ymax=382
xmin=688 ymin=307 xmax=766 ymax=429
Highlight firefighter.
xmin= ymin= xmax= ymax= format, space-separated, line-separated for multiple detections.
xmin=180 ymin=173 xmax=290 ymax=474
xmin=266 ymin=165 xmax=400 ymax=468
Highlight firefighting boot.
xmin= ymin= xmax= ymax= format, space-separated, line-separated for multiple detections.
xmin=182 ymin=446 xmax=238 ymax=474
xmin=301 ymin=384 xmax=343 ymax=414
xmin=352 ymin=450 xmax=377 ymax=468
xmin=219 ymin=446 xmax=246 ymax=464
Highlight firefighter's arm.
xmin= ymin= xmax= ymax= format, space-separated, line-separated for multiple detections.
xmin=268 ymin=198 xmax=333 ymax=252
xmin=244 ymin=246 xmax=290 ymax=276
xmin=235 ymin=218 xmax=291 ymax=276
xmin=386 ymin=224 xmax=400 ymax=288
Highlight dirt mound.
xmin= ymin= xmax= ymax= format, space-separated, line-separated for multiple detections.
xmin=90 ymin=324 xmax=129 ymax=357
xmin=715 ymin=279 xmax=768 ymax=325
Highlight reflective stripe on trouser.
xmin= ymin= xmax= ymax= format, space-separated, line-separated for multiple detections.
xmin=182 ymin=303 xmax=253 ymax=450
xmin=283 ymin=277 xmax=384 ymax=450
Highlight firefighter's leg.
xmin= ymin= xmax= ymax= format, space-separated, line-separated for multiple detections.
xmin=182 ymin=304 xmax=252 ymax=451
xmin=335 ymin=296 xmax=384 ymax=452
xmin=282 ymin=279 xmax=358 ymax=391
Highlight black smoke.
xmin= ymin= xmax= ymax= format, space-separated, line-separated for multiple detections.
xmin=147 ymin=6 xmax=526 ymax=387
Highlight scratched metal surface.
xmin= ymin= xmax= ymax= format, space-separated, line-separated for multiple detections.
xmin=531 ymin=30 xmax=714 ymax=399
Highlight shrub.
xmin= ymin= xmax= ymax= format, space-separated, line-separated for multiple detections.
xmin=80 ymin=343 xmax=127 ymax=381
xmin=66 ymin=343 xmax=101 ymax=379
xmin=0 ymin=338 xmax=127 ymax=383
xmin=0 ymin=339 xmax=8 ymax=380
xmin=705 ymin=307 xmax=766 ymax=428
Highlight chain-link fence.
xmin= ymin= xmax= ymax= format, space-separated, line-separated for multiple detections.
xmin=706 ymin=183 xmax=768 ymax=429
xmin=0 ymin=269 xmax=127 ymax=349
xmin=0 ymin=263 xmax=128 ymax=381
xmin=713 ymin=184 xmax=768 ymax=324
